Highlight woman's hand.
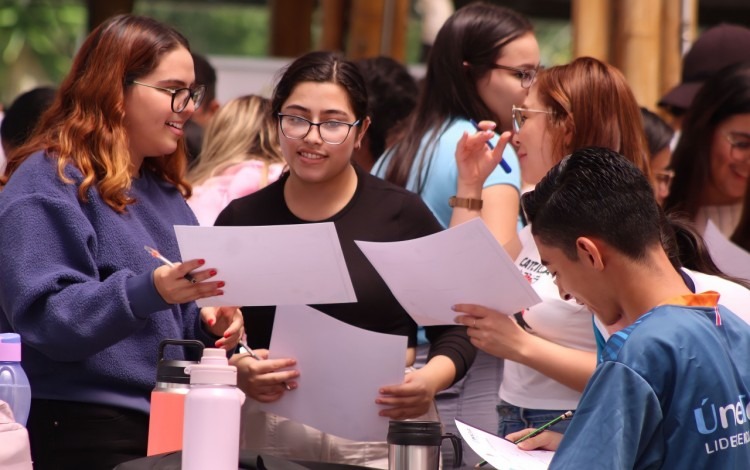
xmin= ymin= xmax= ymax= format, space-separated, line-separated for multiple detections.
xmin=231 ymin=351 xmax=299 ymax=403
xmin=153 ymin=259 xmax=224 ymax=304
xmin=376 ymin=369 xmax=438 ymax=420
xmin=200 ymin=306 xmax=243 ymax=350
xmin=455 ymin=121 xmax=512 ymax=191
xmin=505 ymin=428 xmax=563 ymax=451
xmin=453 ymin=303 xmax=529 ymax=362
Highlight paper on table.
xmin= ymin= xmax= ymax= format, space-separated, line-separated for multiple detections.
xmin=173 ymin=224 xmax=356 ymax=307
xmin=261 ymin=305 xmax=407 ymax=442
xmin=355 ymin=219 xmax=541 ymax=325
xmin=455 ymin=419 xmax=553 ymax=470
xmin=702 ymin=220 xmax=750 ymax=282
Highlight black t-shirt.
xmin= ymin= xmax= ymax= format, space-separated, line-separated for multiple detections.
xmin=215 ymin=164 xmax=476 ymax=382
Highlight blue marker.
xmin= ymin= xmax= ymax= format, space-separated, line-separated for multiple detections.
xmin=469 ymin=119 xmax=511 ymax=174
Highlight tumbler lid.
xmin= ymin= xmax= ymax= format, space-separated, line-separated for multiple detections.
xmin=386 ymin=420 xmax=443 ymax=446
xmin=155 ymin=339 xmax=204 ymax=385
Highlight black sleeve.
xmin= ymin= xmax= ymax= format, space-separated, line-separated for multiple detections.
xmin=398 ymin=190 xmax=477 ymax=384
xmin=424 ymin=325 xmax=476 ymax=385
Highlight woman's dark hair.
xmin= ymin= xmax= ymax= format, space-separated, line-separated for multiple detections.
xmin=271 ymin=51 xmax=368 ymax=124
xmin=640 ymin=107 xmax=674 ymax=158
xmin=661 ymin=212 xmax=750 ymax=289
xmin=663 ymin=61 xmax=750 ymax=220
xmin=383 ymin=2 xmax=532 ymax=189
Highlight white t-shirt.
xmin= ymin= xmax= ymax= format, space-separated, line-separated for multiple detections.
xmin=500 ymin=226 xmax=597 ymax=410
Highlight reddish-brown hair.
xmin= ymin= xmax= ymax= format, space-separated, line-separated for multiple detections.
xmin=2 ymin=14 xmax=193 ymax=212
xmin=535 ymin=57 xmax=652 ymax=181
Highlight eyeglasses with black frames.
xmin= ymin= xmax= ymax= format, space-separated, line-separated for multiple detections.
xmin=277 ymin=113 xmax=361 ymax=145
xmin=723 ymin=131 xmax=750 ymax=162
xmin=511 ymin=105 xmax=552 ymax=133
xmin=129 ymin=80 xmax=206 ymax=113
xmin=488 ymin=64 xmax=540 ymax=89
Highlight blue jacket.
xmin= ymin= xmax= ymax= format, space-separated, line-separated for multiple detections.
xmin=0 ymin=151 xmax=215 ymax=414
xmin=553 ymin=302 xmax=750 ymax=469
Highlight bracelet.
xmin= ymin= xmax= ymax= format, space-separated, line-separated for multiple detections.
xmin=448 ymin=196 xmax=483 ymax=210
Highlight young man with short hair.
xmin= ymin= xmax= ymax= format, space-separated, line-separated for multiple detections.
xmin=507 ymin=147 xmax=750 ymax=468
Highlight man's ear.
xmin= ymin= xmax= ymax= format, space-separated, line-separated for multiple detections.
xmin=575 ymin=236 xmax=604 ymax=271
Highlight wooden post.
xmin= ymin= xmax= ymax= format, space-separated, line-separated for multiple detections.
xmin=612 ymin=0 xmax=662 ymax=108
xmin=381 ymin=0 xmax=410 ymax=62
xmin=320 ymin=0 xmax=348 ymax=52
xmin=659 ymin=0 xmax=682 ymax=108
xmin=269 ymin=0 xmax=315 ymax=58
xmin=347 ymin=0 xmax=385 ymax=59
xmin=87 ymin=0 xmax=134 ymax=31
xmin=571 ymin=0 xmax=611 ymax=61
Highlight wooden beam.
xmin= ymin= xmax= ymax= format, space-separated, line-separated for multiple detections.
xmin=659 ymin=0 xmax=682 ymax=109
xmin=613 ymin=0 xmax=662 ymax=108
xmin=320 ymin=0 xmax=347 ymax=52
xmin=269 ymin=0 xmax=315 ymax=57
xmin=87 ymin=0 xmax=134 ymax=32
xmin=571 ymin=0 xmax=611 ymax=61
xmin=347 ymin=0 xmax=385 ymax=59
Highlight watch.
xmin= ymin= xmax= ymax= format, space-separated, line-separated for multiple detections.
xmin=448 ymin=196 xmax=483 ymax=210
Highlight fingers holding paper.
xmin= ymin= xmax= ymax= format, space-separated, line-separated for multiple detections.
xmin=232 ymin=351 xmax=299 ymax=403
xmin=504 ymin=428 xmax=563 ymax=451
xmin=453 ymin=303 xmax=528 ymax=362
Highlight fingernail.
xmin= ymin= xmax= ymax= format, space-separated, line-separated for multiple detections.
xmin=217 ymin=281 xmax=225 ymax=288
xmin=224 ymin=332 xmax=231 ymax=338
xmin=209 ymin=319 xmax=215 ymax=326
xmin=451 ymin=305 xmax=457 ymax=311
xmin=217 ymin=290 xmax=224 ymax=296
xmin=210 ymin=269 xmax=217 ymax=276
xmin=198 ymin=259 xmax=206 ymax=265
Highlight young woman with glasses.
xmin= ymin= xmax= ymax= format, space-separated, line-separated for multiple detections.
xmin=371 ymin=4 xmax=539 ymax=463
xmin=664 ymin=61 xmax=750 ymax=244
xmin=214 ymin=51 xmax=475 ymax=468
xmin=0 ymin=15 xmax=243 ymax=469
xmin=451 ymin=57 xmax=651 ymax=443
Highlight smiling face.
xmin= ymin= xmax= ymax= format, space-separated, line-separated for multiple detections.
xmin=535 ymin=235 xmax=623 ymax=327
xmin=278 ymin=81 xmax=369 ymax=186
xmin=512 ymin=87 xmax=558 ymax=184
xmin=123 ymin=46 xmax=195 ymax=168
xmin=475 ymin=32 xmax=540 ymax=133
xmin=706 ymin=113 xmax=750 ymax=205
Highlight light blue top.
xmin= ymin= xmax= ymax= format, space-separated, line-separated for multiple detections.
xmin=372 ymin=118 xmax=521 ymax=228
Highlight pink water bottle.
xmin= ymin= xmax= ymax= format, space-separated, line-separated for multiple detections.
xmin=182 ymin=348 xmax=245 ymax=470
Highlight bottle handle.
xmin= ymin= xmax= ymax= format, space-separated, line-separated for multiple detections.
xmin=441 ymin=433 xmax=463 ymax=468
xmin=157 ymin=339 xmax=205 ymax=362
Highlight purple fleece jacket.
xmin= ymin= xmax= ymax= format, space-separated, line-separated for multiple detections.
xmin=0 ymin=151 xmax=216 ymax=414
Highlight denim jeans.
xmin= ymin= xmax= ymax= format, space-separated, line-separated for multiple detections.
xmin=496 ymin=400 xmax=572 ymax=438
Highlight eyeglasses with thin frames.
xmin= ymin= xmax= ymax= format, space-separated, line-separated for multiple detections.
xmin=723 ymin=131 xmax=750 ymax=162
xmin=511 ymin=105 xmax=552 ymax=133
xmin=488 ymin=64 xmax=540 ymax=89
xmin=129 ymin=80 xmax=206 ymax=113
xmin=277 ymin=113 xmax=361 ymax=145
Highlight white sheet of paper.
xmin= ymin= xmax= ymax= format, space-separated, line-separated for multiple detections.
xmin=173 ymin=224 xmax=356 ymax=307
xmin=355 ymin=219 xmax=541 ymax=325
xmin=703 ymin=220 xmax=750 ymax=282
xmin=455 ymin=419 xmax=554 ymax=470
xmin=260 ymin=305 xmax=407 ymax=442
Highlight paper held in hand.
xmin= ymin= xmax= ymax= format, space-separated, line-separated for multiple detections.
xmin=356 ymin=219 xmax=541 ymax=326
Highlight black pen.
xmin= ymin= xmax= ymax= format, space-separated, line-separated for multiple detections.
xmin=474 ymin=410 xmax=574 ymax=468
xmin=469 ymin=119 xmax=512 ymax=174
xmin=144 ymin=245 xmax=197 ymax=283
xmin=239 ymin=340 xmax=292 ymax=391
